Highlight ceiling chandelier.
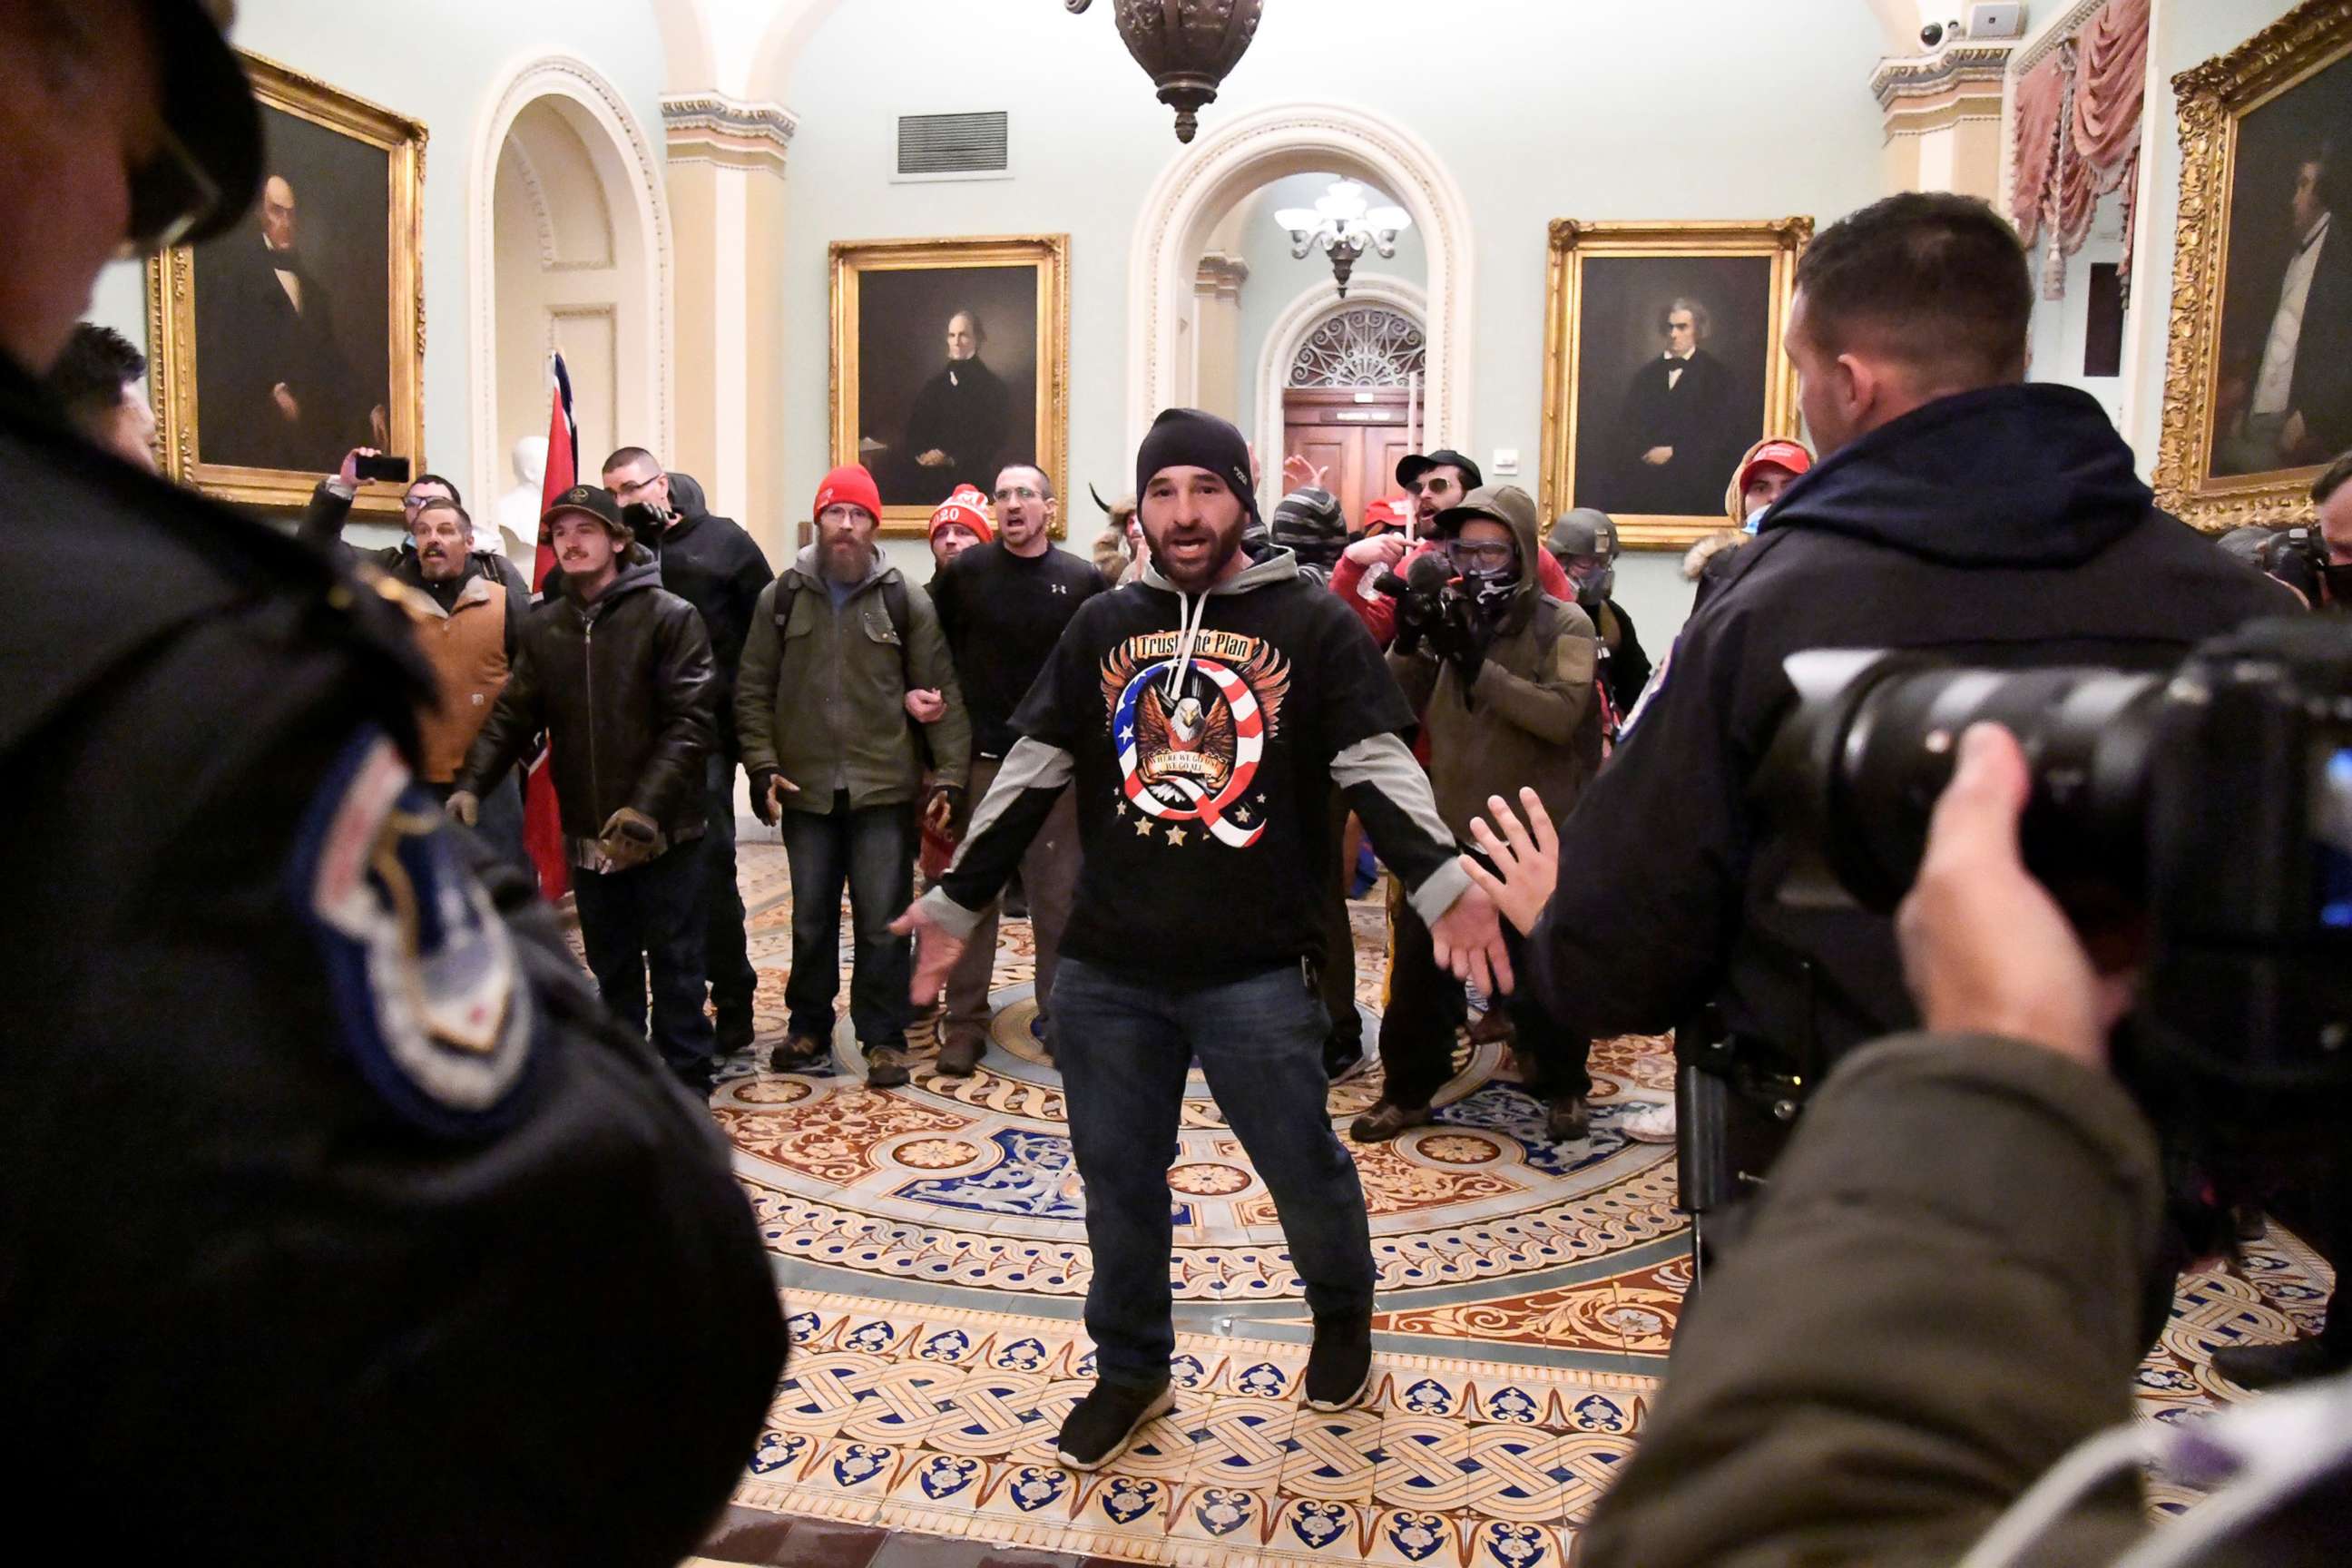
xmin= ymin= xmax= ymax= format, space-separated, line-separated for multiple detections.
xmin=1273 ymin=179 xmax=1412 ymax=299
xmin=1064 ymin=0 xmax=1264 ymax=144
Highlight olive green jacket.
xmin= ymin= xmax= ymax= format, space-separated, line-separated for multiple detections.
xmin=735 ymin=548 xmax=970 ymax=812
xmin=1581 ymin=1033 xmax=2165 ymax=1568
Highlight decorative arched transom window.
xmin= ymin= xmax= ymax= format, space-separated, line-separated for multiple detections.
xmin=1287 ymin=306 xmax=1426 ymax=388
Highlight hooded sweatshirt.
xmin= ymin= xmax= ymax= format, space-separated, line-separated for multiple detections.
xmin=1528 ymin=382 xmax=2299 ymax=1063
xmin=1391 ymin=503 xmax=1602 ymax=840
xmin=920 ymin=544 xmax=1472 ymax=986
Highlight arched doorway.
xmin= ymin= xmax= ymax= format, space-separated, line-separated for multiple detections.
xmin=469 ymin=57 xmax=671 ymax=518
xmin=1129 ymin=102 xmax=1473 ymax=462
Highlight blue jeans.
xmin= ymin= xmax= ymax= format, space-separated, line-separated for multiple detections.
xmin=778 ymin=792 xmax=915 ymax=1048
xmin=703 ymin=755 xmax=758 ymax=1024
xmin=1052 ymin=956 xmax=1377 ymax=1388
xmin=571 ymin=842 xmax=713 ymax=1073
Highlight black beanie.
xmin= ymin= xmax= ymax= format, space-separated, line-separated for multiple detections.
xmin=1134 ymin=407 xmax=1261 ymax=527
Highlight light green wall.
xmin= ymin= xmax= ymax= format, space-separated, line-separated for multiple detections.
xmin=84 ymin=0 xmax=673 ymax=551
xmin=780 ymin=0 xmax=1893 ymax=629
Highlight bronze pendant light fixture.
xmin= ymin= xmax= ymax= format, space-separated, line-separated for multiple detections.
xmin=1065 ymin=0 xmax=1265 ymax=143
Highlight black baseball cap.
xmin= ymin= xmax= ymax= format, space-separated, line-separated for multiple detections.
xmin=135 ymin=2 xmax=265 ymax=248
xmin=541 ymin=484 xmax=628 ymax=536
xmin=1396 ymin=449 xmax=1484 ymax=491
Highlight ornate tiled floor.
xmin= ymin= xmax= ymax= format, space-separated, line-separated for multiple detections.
xmin=666 ymin=839 xmax=2335 ymax=1564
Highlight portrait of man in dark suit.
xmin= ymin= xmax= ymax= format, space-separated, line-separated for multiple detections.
xmin=196 ymin=172 xmax=386 ymax=474
xmin=2217 ymin=138 xmax=2352 ymax=476
xmin=898 ymin=309 xmax=1012 ymax=500
xmin=1610 ymin=298 xmax=1739 ymax=516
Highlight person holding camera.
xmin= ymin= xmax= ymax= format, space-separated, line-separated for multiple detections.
xmin=450 ymin=485 xmax=722 ymax=1093
xmin=1464 ymin=720 xmax=2352 ymax=1566
xmin=603 ymin=447 xmax=775 ymax=1057
xmin=1516 ymin=192 xmax=2296 ymax=1143
xmin=1351 ymin=485 xmax=1603 ymax=1145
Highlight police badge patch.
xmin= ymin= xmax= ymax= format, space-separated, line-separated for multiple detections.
xmin=291 ymin=729 xmax=535 ymax=1135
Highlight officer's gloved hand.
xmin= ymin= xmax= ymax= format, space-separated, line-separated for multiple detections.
xmin=445 ymin=789 xmax=480 ymax=828
xmin=598 ymin=808 xmax=662 ymax=871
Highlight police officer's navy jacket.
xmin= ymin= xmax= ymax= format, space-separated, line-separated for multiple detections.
xmin=0 ymin=354 xmax=783 ymax=1563
xmin=1530 ymin=383 xmax=2298 ymax=1066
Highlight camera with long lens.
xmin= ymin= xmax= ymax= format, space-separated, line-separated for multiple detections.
xmin=1765 ymin=613 xmax=2352 ymax=1087
xmin=1678 ymin=617 xmax=2352 ymax=1269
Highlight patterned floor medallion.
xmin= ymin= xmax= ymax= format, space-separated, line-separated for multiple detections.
xmin=672 ymin=841 xmax=2337 ymax=1561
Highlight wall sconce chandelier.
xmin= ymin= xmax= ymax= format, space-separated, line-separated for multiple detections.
xmin=1274 ymin=179 xmax=1411 ymax=299
xmin=1065 ymin=0 xmax=1264 ymax=144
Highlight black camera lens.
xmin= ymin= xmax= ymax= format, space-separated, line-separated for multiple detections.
xmin=1764 ymin=650 xmax=2164 ymax=912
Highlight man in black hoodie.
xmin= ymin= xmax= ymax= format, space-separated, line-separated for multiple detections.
xmin=1521 ymin=193 xmax=2296 ymax=1099
xmin=894 ymin=409 xmax=1512 ymax=1474
xmin=604 ymin=449 xmax=775 ymax=1053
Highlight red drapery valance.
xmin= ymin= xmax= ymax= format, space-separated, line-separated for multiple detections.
xmin=2009 ymin=0 xmax=2150 ymax=299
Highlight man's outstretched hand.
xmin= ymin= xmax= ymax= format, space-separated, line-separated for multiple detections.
xmin=1896 ymin=724 xmax=2133 ymax=1070
xmin=1430 ymin=883 xmax=1514 ymax=997
xmin=1461 ymin=788 xmax=1557 ymax=936
xmin=889 ymin=899 xmax=967 ymax=1007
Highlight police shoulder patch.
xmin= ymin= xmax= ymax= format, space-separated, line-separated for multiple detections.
xmin=292 ymin=729 xmax=536 ymax=1136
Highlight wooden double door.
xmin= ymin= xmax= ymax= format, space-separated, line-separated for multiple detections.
xmin=1281 ymin=387 xmax=1414 ymax=526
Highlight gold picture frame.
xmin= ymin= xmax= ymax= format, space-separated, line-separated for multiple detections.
xmin=146 ymin=52 xmax=426 ymax=518
xmin=829 ymin=233 xmax=1070 ymax=537
xmin=1539 ymin=218 xmax=1811 ymax=550
xmin=2152 ymin=0 xmax=2352 ymax=529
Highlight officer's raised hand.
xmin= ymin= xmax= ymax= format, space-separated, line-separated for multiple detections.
xmin=1461 ymin=787 xmax=1558 ymax=936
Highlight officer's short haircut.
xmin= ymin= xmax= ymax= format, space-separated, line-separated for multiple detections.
xmin=408 ymin=474 xmax=464 ymax=505
xmin=44 ymin=323 xmax=145 ymax=426
xmin=602 ymin=446 xmax=660 ymax=479
xmin=996 ymin=463 xmax=1054 ymax=503
xmin=413 ymin=499 xmax=474 ymax=535
xmin=2313 ymin=451 xmax=2352 ymax=506
xmin=1795 ymin=191 xmax=2032 ymax=384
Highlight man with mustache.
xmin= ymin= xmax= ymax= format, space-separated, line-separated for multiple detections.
xmin=394 ymin=496 xmax=527 ymax=867
xmin=451 ymin=485 xmax=721 ymax=1094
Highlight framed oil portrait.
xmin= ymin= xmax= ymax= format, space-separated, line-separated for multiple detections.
xmin=830 ymin=234 xmax=1070 ymax=535
xmin=146 ymin=53 xmax=426 ymax=517
xmin=2154 ymin=0 xmax=2352 ymax=528
xmin=1539 ymin=219 xmax=1811 ymax=549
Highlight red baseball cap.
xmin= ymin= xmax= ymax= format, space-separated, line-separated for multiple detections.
xmin=1737 ymin=440 xmax=1813 ymax=492
xmin=1359 ymin=495 xmax=1411 ymax=535
xmin=928 ymin=485 xmax=995 ymax=544
xmin=813 ymin=465 xmax=882 ymax=524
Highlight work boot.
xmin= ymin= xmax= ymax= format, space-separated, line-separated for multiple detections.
xmin=1349 ymin=1101 xmax=1431 ymax=1143
xmin=2210 ymin=1337 xmax=2349 ymax=1391
xmin=767 ymin=1032 xmax=828 ymax=1073
xmin=863 ymin=1043 xmax=912 ymax=1089
xmin=1304 ymin=1315 xmax=1373 ymax=1412
xmin=1055 ymin=1379 xmax=1174 ymax=1472
xmin=1544 ymin=1095 xmax=1591 ymax=1143
xmin=937 ymin=1034 xmax=985 ymax=1077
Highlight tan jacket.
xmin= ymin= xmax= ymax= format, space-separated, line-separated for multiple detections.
xmin=400 ymin=574 xmax=509 ymax=785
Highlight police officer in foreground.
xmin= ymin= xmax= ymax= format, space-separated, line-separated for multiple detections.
xmin=1515 ymin=194 xmax=2297 ymax=1148
xmin=0 ymin=4 xmax=784 ymax=1561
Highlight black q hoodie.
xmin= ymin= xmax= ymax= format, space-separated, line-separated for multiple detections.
xmin=1530 ymin=383 xmax=2298 ymax=1064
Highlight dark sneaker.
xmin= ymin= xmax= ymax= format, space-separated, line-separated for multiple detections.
xmin=2210 ymin=1338 xmax=2349 ymax=1391
xmin=1468 ymin=1009 xmax=1516 ymax=1046
xmin=716 ymin=1011 xmax=757 ymax=1054
xmin=1544 ymin=1095 xmax=1591 ymax=1143
xmin=671 ymin=1057 xmax=719 ymax=1099
xmin=1304 ymin=1316 xmax=1373 ymax=1412
xmin=1348 ymin=1101 xmax=1431 ymax=1143
xmin=1055 ymin=1379 xmax=1174 ymax=1472
xmin=937 ymin=1034 xmax=985 ymax=1077
xmin=768 ymin=1033 xmax=827 ymax=1073
xmin=2231 ymin=1204 xmax=2267 ymax=1243
xmin=863 ymin=1044 xmax=912 ymax=1088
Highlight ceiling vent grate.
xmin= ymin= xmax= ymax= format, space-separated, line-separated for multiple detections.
xmin=897 ymin=112 xmax=1010 ymax=178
